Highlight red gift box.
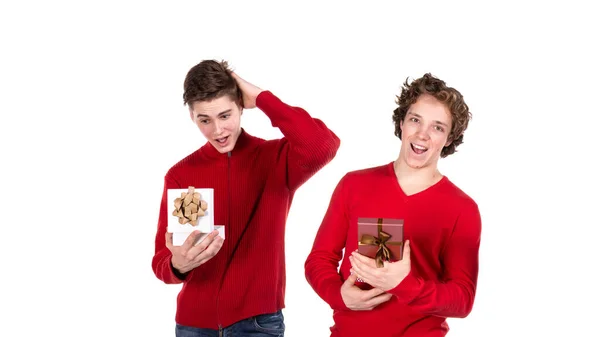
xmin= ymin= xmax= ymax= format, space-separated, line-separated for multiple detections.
xmin=357 ymin=218 xmax=404 ymax=267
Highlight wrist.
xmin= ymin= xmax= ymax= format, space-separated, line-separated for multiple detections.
xmin=255 ymin=90 xmax=269 ymax=106
xmin=170 ymin=258 xmax=188 ymax=280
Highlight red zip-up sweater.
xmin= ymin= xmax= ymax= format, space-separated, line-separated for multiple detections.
xmin=152 ymin=91 xmax=340 ymax=329
xmin=305 ymin=163 xmax=481 ymax=337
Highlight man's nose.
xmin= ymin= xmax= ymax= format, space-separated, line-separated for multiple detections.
xmin=416 ymin=126 xmax=429 ymax=139
xmin=213 ymin=120 xmax=224 ymax=135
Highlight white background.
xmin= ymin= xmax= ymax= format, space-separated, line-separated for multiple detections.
xmin=1 ymin=1 xmax=599 ymax=336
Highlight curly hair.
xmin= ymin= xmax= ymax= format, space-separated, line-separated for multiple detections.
xmin=392 ymin=73 xmax=471 ymax=158
xmin=183 ymin=60 xmax=242 ymax=107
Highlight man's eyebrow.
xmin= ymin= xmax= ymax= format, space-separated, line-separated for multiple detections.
xmin=196 ymin=109 xmax=232 ymax=118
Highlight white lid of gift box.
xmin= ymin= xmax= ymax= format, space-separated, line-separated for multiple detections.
xmin=167 ymin=188 xmax=214 ymax=234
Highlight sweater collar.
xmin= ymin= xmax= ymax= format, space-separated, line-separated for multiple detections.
xmin=200 ymin=128 xmax=253 ymax=159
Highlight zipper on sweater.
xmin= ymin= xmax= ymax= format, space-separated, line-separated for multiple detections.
xmin=227 ymin=150 xmax=231 ymax=241
xmin=216 ymin=151 xmax=231 ymax=335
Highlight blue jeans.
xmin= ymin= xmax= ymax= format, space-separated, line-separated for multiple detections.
xmin=175 ymin=310 xmax=285 ymax=337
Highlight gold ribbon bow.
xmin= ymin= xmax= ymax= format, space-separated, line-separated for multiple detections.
xmin=359 ymin=218 xmax=401 ymax=267
xmin=172 ymin=186 xmax=208 ymax=226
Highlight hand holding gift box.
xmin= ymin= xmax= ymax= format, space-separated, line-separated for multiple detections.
xmin=166 ymin=229 xmax=225 ymax=275
xmin=351 ymin=217 xmax=411 ymax=291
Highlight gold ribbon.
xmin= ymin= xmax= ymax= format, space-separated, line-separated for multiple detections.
xmin=172 ymin=186 xmax=208 ymax=226
xmin=359 ymin=218 xmax=402 ymax=267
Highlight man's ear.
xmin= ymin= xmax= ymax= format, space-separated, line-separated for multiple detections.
xmin=189 ymin=107 xmax=194 ymax=121
xmin=445 ymin=134 xmax=456 ymax=147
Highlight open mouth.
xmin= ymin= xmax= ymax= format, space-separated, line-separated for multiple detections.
xmin=215 ymin=136 xmax=229 ymax=146
xmin=410 ymin=143 xmax=428 ymax=155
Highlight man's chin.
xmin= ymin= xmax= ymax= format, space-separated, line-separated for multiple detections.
xmin=212 ymin=142 xmax=234 ymax=154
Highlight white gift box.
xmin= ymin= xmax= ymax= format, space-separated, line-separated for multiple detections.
xmin=167 ymin=188 xmax=223 ymax=246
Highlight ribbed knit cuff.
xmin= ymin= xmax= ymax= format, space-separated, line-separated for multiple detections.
xmin=389 ymin=270 xmax=423 ymax=304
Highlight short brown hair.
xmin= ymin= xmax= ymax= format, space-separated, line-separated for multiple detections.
xmin=183 ymin=60 xmax=242 ymax=107
xmin=392 ymin=73 xmax=471 ymax=157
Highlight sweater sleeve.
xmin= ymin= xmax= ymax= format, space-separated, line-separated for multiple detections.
xmin=304 ymin=175 xmax=350 ymax=311
xmin=256 ymin=91 xmax=340 ymax=191
xmin=389 ymin=200 xmax=482 ymax=318
xmin=151 ymin=173 xmax=186 ymax=284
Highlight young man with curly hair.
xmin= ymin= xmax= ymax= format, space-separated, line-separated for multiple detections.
xmin=305 ymin=73 xmax=481 ymax=337
xmin=152 ymin=60 xmax=340 ymax=336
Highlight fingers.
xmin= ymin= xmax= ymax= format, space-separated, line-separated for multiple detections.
xmin=349 ymin=287 xmax=392 ymax=311
xmin=165 ymin=231 xmax=174 ymax=250
xmin=181 ymin=230 xmax=202 ymax=252
xmin=403 ymin=240 xmax=411 ymax=261
xmin=205 ymin=235 xmax=224 ymax=254
xmin=364 ymin=286 xmax=387 ymax=298
xmin=350 ymin=252 xmax=378 ymax=281
xmin=351 ymin=265 xmax=382 ymax=290
xmin=364 ymin=292 xmax=393 ymax=308
xmin=350 ymin=255 xmax=371 ymax=279
xmin=351 ymin=251 xmax=376 ymax=266
xmin=193 ymin=235 xmax=224 ymax=265
xmin=230 ymin=72 xmax=246 ymax=85
xmin=202 ymin=233 xmax=224 ymax=257
xmin=169 ymin=230 xmax=223 ymax=274
xmin=343 ymin=272 xmax=358 ymax=287
xmin=186 ymin=230 xmax=219 ymax=260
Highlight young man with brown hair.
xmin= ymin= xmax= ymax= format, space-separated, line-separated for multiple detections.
xmin=305 ymin=73 xmax=481 ymax=337
xmin=152 ymin=60 xmax=340 ymax=336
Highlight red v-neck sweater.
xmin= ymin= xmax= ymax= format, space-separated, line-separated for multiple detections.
xmin=305 ymin=163 xmax=481 ymax=337
xmin=152 ymin=91 xmax=340 ymax=329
